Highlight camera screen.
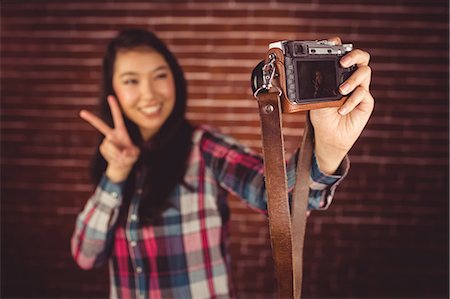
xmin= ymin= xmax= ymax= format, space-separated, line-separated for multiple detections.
xmin=296 ymin=60 xmax=337 ymax=100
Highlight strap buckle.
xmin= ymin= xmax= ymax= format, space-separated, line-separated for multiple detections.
xmin=253 ymin=53 xmax=283 ymax=98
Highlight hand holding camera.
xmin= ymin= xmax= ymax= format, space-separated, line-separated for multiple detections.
xmin=311 ymin=37 xmax=374 ymax=175
xmin=252 ymin=36 xmax=374 ymax=174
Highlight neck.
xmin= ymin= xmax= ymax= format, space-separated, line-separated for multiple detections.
xmin=140 ymin=128 xmax=159 ymax=142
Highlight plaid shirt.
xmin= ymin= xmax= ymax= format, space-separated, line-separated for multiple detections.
xmin=71 ymin=126 xmax=348 ymax=299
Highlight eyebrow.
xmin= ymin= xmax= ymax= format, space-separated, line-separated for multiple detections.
xmin=119 ymin=66 xmax=169 ymax=78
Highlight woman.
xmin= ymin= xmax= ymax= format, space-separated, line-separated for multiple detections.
xmin=71 ymin=28 xmax=374 ymax=299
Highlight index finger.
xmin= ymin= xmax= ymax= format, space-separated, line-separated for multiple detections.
xmin=327 ymin=36 xmax=342 ymax=46
xmin=108 ymin=96 xmax=126 ymax=130
xmin=340 ymin=49 xmax=371 ymax=68
xmin=79 ymin=110 xmax=113 ymax=136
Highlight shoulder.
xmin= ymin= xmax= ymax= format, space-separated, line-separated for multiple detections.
xmin=192 ymin=125 xmax=257 ymax=158
xmin=192 ymin=125 xmax=240 ymax=147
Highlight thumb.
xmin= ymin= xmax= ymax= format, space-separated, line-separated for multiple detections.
xmin=123 ymin=146 xmax=140 ymax=157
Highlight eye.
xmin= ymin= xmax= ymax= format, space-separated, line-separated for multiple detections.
xmin=155 ymin=72 xmax=168 ymax=80
xmin=123 ymin=78 xmax=139 ymax=85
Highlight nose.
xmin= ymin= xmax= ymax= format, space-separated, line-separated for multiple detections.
xmin=141 ymin=79 xmax=155 ymax=102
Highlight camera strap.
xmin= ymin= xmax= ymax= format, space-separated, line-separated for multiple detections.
xmin=256 ymin=91 xmax=313 ymax=299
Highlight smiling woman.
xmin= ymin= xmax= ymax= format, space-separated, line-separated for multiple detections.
xmin=70 ymin=28 xmax=373 ymax=299
xmin=77 ymin=29 xmax=193 ymax=226
xmin=112 ymin=48 xmax=176 ymax=141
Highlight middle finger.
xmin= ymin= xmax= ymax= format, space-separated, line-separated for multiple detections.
xmin=108 ymin=95 xmax=126 ymax=130
xmin=339 ymin=65 xmax=372 ymax=95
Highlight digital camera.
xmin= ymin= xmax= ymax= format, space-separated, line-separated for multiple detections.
xmin=252 ymin=40 xmax=356 ymax=112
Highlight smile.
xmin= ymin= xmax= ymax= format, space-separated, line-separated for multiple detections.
xmin=139 ymin=104 xmax=162 ymax=116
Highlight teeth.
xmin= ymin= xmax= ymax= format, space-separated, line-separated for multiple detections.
xmin=140 ymin=104 xmax=161 ymax=115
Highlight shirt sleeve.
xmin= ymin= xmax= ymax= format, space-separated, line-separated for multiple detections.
xmin=70 ymin=175 xmax=123 ymax=270
xmin=200 ymin=128 xmax=349 ymax=213
xmin=288 ymin=149 xmax=350 ymax=211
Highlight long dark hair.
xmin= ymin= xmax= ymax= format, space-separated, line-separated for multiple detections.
xmin=91 ymin=28 xmax=194 ymax=225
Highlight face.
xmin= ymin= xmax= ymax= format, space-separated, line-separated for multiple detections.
xmin=314 ymin=71 xmax=323 ymax=84
xmin=112 ymin=46 xmax=176 ymax=141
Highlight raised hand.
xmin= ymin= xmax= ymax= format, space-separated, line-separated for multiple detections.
xmin=80 ymin=95 xmax=141 ymax=182
xmin=310 ymin=37 xmax=374 ymax=175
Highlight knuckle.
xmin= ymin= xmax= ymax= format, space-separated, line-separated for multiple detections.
xmin=352 ymin=49 xmax=370 ymax=63
xmin=365 ymin=65 xmax=372 ymax=75
xmin=360 ymin=65 xmax=371 ymax=72
xmin=366 ymin=68 xmax=373 ymax=83
xmin=368 ymin=92 xmax=375 ymax=103
xmin=106 ymin=133 xmax=118 ymax=144
xmin=101 ymin=138 xmax=111 ymax=148
xmin=347 ymin=76 xmax=358 ymax=86
xmin=351 ymin=48 xmax=363 ymax=57
xmin=359 ymin=65 xmax=372 ymax=78
xmin=356 ymin=86 xmax=368 ymax=96
xmin=355 ymin=85 xmax=365 ymax=92
xmin=365 ymin=51 xmax=371 ymax=63
xmin=99 ymin=146 xmax=107 ymax=157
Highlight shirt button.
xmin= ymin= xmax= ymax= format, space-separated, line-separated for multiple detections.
xmin=130 ymin=214 xmax=138 ymax=221
xmin=136 ymin=266 xmax=143 ymax=273
xmin=111 ymin=191 xmax=118 ymax=198
xmin=130 ymin=241 xmax=137 ymax=247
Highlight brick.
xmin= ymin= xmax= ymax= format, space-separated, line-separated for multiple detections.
xmin=1 ymin=1 xmax=448 ymax=298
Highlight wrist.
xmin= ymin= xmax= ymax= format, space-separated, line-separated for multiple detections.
xmin=105 ymin=165 xmax=131 ymax=183
xmin=314 ymin=142 xmax=347 ymax=175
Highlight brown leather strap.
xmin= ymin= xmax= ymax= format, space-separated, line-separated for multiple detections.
xmin=290 ymin=111 xmax=313 ymax=299
xmin=256 ymin=91 xmax=313 ymax=299
xmin=257 ymin=92 xmax=294 ymax=298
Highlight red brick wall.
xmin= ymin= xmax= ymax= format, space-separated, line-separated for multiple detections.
xmin=1 ymin=1 xmax=448 ymax=298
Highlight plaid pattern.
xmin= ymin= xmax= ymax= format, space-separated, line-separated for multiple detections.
xmin=71 ymin=125 xmax=348 ymax=299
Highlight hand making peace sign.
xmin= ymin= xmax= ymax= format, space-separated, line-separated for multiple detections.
xmin=80 ymin=95 xmax=141 ymax=182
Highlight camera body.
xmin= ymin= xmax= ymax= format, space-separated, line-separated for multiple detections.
xmin=252 ymin=40 xmax=356 ymax=113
